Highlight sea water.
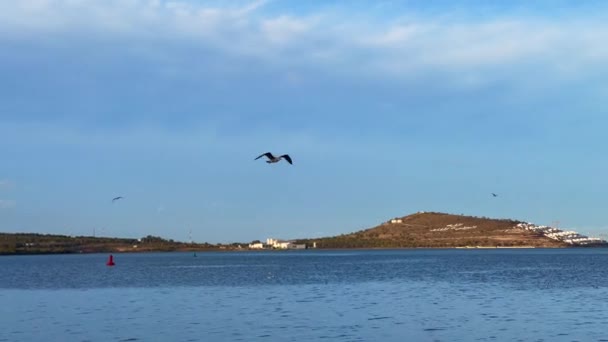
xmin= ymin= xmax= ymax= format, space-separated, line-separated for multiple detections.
xmin=1 ymin=249 xmax=608 ymax=341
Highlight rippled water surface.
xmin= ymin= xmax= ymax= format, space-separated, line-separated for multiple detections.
xmin=2 ymin=249 xmax=608 ymax=341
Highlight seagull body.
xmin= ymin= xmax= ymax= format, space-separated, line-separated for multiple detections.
xmin=255 ymin=152 xmax=293 ymax=165
xmin=112 ymin=196 xmax=124 ymax=203
xmin=491 ymin=193 xmax=498 ymax=197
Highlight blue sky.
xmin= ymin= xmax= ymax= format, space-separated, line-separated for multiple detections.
xmin=2 ymin=0 xmax=608 ymax=243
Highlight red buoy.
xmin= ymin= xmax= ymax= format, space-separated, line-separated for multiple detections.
xmin=106 ymin=254 xmax=115 ymax=266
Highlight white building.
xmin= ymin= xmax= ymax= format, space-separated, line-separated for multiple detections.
xmin=516 ymin=222 xmax=607 ymax=246
xmin=275 ymin=241 xmax=292 ymax=249
xmin=248 ymin=242 xmax=265 ymax=249
xmin=264 ymin=238 xmax=307 ymax=249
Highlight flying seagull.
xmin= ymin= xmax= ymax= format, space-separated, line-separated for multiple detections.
xmin=255 ymin=152 xmax=293 ymax=165
xmin=112 ymin=196 xmax=124 ymax=203
xmin=491 ymin=193 xmax=498 ymax=197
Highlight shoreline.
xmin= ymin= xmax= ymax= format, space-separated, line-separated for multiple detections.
xmin=2 ymin=245 xmax=593 ymax=256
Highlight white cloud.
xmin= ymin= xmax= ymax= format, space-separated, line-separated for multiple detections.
xmin=235 ymin=0 xmax=268 ymax=16
xmin=261 ymin=15 xmax=316 ymax=44
xmin=1 ymin=0 xmax=608 ymax=83
xmin=359 ymin=24 xmax=425 ymax=47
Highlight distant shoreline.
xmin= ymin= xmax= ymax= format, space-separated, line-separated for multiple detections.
xmin=2 ymin=245 xmax=590 ymax=256
xmin=3 ymin=211 xmax=608 ymax=255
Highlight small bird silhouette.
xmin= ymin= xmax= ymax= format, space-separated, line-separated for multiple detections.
xmin=491 ymin=193 xmax=498 ymax=197
xmin=255 ymin=152 xmax=293 ymax=165
xmin=112 ymin=196 xmax=124 ymax=203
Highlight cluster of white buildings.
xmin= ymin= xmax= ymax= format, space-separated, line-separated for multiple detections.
xmin=430 ymin=223 xmax=478 ymax=232
xmin=516 ymin=222 xmax=607 ymax=246
xmin=248 ymin=238 xmax=308 ymax=250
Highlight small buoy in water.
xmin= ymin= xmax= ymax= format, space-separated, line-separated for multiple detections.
xmin=193 ymin=252 xmax=197 ymax=257
xmin=106 ymin=254 xmax=115 ymax=266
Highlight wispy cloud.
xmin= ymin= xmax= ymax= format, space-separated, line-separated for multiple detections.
xmin=1 ymin=0 xmax=607 ymax=84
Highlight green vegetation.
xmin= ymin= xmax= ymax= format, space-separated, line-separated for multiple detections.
xmin=0 ymin=233 xmax=243 ymax=255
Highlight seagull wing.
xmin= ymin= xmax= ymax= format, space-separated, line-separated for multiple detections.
xmin=280 ymin=154 xmax=293 ymax=164
xmin=112 ymin=196 xmax=123 ymax=202
xmin=255 ymin=152 xmax=274 ymax=160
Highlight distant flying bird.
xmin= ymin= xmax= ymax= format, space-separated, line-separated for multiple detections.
xmin=112 ymin=196 xmax=124 ymax=203
xmin=491 ymin=193 xmax=498 ymax=197
xmin=255 ymin=152 xmax=293 ymax=165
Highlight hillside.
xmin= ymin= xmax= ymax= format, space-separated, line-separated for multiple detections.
xmin=301 ymin=212 xmax=604 ymax=248
xmin=0 ymin=233 xmax=240 ymax=255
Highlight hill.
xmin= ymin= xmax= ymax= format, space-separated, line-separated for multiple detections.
xmin=298 ymin=212 xmax=606 ymax=248
xmin=0 ymin=233 xmax=241 ymax=255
